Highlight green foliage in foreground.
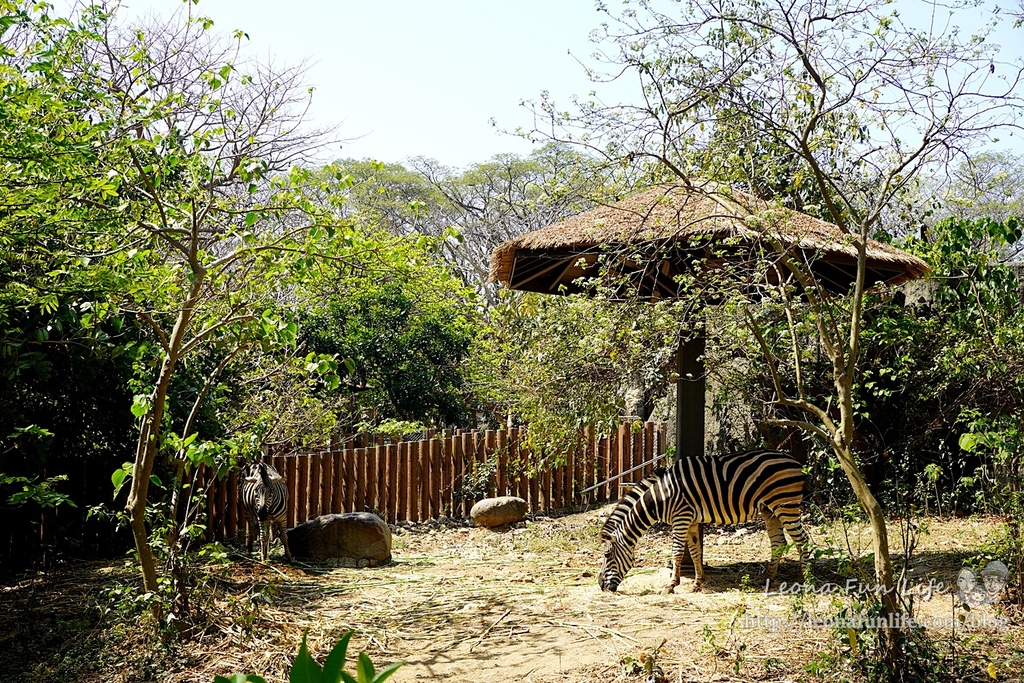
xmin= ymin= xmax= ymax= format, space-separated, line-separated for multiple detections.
xmin=215 ymin=632 xmax=401 ymax=683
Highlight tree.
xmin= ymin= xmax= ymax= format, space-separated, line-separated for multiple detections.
xmin=0 ymin=1 xmax=143 ymax=569
xmin=525 ymin=0 xmax=1024 ymax=656
xmin=413 ymin=145 xmax=620 ymax=302
xmin=59 ymin=3 xmax=357 ymax=613
xmin=472 ymin=288 xmax=680 ymax=459
xmin=917 ymin=151 xmax=1024 ymax=259
xmin=298 ymin=235 xmax=479 ymax=432
xmin=328 ymin=147 xmax=620 ymax=303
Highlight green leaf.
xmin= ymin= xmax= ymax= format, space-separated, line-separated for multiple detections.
xmin=130 ymin=394 xmax=151 ymax=418
xmin=321 ymin=630 xmax=353 ymax=683
xmin=355 ymin=652 xmax=374 ymax=683
xmin=215 ymin=675 xmax=267 ymax=683
xmin=958 ymin=433 xmax=980 ymax=452
xmin=289 ymin=634 xmax=322 ymax=683
xmin=370 ymin=662 xmax=402 ymax=683
xmin=111 ymin=464 xmax=132 ymax=499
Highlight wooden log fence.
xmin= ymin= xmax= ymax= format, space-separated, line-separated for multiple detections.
xmin=202 ymin=421 xmax=667 ymax=543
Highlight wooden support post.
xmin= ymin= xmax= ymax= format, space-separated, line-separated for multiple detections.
xmin=676 ymin=329 xmax=706 ymax=565
xmin=676 ymin=330 xmax=706 ymax=458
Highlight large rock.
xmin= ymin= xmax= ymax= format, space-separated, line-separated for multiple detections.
xmin=287 ymin=512 xmax=392 ymax=567
xmin=471 ymin=496 xmax=528 ymax=528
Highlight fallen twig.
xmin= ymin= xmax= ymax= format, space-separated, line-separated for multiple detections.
xmin=468 ymin=608 xmax=512 ymax=652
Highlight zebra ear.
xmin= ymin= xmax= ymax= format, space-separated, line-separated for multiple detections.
xmin=243 ymin=474 xmax=261 ymax=483
xmin=267 ymin=471 xmax=284 ymax=482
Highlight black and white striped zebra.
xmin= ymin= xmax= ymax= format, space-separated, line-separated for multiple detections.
xmin=598 ymin=449 xmax=808 ymax=593
xmin=239 ymin=462 xmax=293 ymax=563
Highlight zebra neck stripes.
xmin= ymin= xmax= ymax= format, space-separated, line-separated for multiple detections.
xmin=599 ymin=467 xmax=665 ymax=542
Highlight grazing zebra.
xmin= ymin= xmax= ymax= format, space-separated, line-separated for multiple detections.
xmin=239 ymin=462 xmax=293 ymax=563
xmin=598 ymin=449 xmax=808 ymax=593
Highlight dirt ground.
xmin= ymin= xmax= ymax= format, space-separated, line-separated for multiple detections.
xmin=2 ymin=508 xmax=1021 ymax=683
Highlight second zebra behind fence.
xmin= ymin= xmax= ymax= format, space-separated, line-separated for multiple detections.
xmin=239 ymin=462 xmax=293 ymax=562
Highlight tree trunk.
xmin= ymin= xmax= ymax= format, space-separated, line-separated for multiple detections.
xmin=123 ymin=270 xmax=204 ymax=615
xmin=125 ymin=354 xmax=177 ymax=607
xmin=833 ymin=434 xmax=901 ymax=654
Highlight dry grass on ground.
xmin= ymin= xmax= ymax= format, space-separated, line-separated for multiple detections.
xmin=1 ymin=512 xmax=1021 ymax=683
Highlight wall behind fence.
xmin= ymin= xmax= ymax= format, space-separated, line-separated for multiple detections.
xmin=200 ymin=421 xmax=667 ymax=542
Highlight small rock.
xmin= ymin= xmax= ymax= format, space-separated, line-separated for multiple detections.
xmin=470 ymin=496 xmax=528 ymax=528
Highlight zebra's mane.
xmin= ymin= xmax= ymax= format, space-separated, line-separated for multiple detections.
xmin=599 ymin=467 xmax=666 ymax=541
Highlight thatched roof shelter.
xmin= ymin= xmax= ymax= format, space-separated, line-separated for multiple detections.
xmin=488 ymin=182 xmax=930 ymax=462
xmin=489 ymin=183 xmax=929 ymax=297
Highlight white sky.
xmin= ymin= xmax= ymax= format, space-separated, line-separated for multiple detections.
xmin=121 ymin=0 xmax=1024 ymax=170
xmin=124 ymin=0 xmax=608 ymax=168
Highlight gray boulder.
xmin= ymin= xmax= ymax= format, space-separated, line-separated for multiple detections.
xmin=287 ymin=512 xmax=392 ymax=567
xmin=471 ymin=496 xmax=528 ymax=528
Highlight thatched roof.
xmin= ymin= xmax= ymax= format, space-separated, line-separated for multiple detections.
xmin=489 ymin=183 xmax=929 ymax=296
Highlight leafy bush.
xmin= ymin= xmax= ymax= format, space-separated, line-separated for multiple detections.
xmin=215 ymin=631 xmax=402 ymax=683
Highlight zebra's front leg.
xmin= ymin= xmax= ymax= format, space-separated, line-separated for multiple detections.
xmin=259 ymin=521 xmax=272 ymax=562
xmin=276 ymin=519 xmax=293 ymax=563
xmin=664 ymin=525 xmax=689 ymax=594
xmin=242 ymin=514 xmax=255 ymax=555
xmin=687 ymin=522 xmax=705 ymax=592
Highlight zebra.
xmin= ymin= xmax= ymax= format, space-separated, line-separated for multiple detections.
xmin=239 ymin=462 xmax=293 ymax=563
xmin=598 ymin=449 xmax=808 ymax=593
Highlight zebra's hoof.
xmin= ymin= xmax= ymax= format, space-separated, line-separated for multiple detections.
xmin=661 ymin=585 xmax=677 ymax=595
xmin=692 ymin=581 xmax=704 ymax=593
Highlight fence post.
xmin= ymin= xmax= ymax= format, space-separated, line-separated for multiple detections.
xmin=527 ymin=440 xmax=539 ymax=513
xmin=374 ymin=444 xmax=386 ymax=517
xmin=304 ymin=453 xmax=316 ymax=523
xmin=366 ymin=446 xmax=379 ymax=513
xmin=386 ymin=444 xmax=398 ymax=523
xmin=483 ymin=430 xmax=496 ymax=498
xmin=508 ymin=427 xmax=521 ymax=501
xmin=643 ymin=422 xmax=655 ymax=476
xmin=552 ymin=453 xmax=563 ymax=510
xmin=632 ymin=423 xmax=643 ymax=484
xmin=405 ymin=441 xmax=418 ymax=522
xmin=343 ymin=449 xmax=355 ymax=514
xmin=617 ymin=424 xmax=629 ymax=496
xmin=566 ymin=445 xmax=577 ymax=508
xmin=496 ymin=429 xmax=507 ymax=497
xmin=429 ymin=438 xmax=441 ymax=518
xmin=308 ymin=451 xmax=321 ymax=519
xmin=396 ymin=442 xmax=408 ymax=522
xmin=226 ymin=470 xmax=238 ymax=540
xmin=415 ymin=440 xmax=427 ymax=522
xmin=355 ymin=447 xmax=367 ymax=513
xmin=440 ymin=435 xmax=453 ymax=516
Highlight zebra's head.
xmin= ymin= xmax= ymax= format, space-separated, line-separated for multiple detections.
xmin=598 ymin=533 xmax=635 ymax=592
xmin=243 ymin=463 xmax=283 ymax=485
xmin=243 ymin=463 xmax=283 ymax=504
